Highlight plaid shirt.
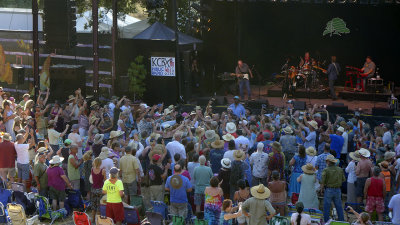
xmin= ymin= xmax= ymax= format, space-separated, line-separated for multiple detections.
xmin=316 ymin=152 xmax=330 ymax=181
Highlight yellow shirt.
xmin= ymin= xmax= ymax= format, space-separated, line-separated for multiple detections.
xmin=102 ymin=179 xmax=124 ymax=203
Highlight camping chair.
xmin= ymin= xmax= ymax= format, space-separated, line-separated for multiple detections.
xmin=73 ymin=211 xmax=91 ymax=225
xmin=270 ymin=216 xmax=290 ymax=225
xmin=150 ymin=201 xmax=169 ymax=220
xmin=145 ymin=211 xmax=164 ymax=225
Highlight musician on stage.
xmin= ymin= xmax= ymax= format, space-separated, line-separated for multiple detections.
xmin=356 ymin=56 xmax=376 ymax=91
xmin=299 ymin=52 xmax=313 ymax=68
xmin=235 ymin=60 xmax=253 ymax=100
xmin=326 ymin=56 xmax=341 ymax=100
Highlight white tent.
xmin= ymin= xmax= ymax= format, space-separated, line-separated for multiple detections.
xmin=0 ymin=8 xmax=43 ymax=31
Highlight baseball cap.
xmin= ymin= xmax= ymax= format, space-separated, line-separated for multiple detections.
xmin=110 ymin=167 xmax=120 ymax=175
xmin=152 ymin=154 xmax=161 ymax=161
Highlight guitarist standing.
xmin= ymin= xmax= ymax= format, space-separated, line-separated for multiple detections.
xmin=325 ymin=56 xmax=341 ymax=100
xmin=235 ymin=60 xmax=254 ymax=100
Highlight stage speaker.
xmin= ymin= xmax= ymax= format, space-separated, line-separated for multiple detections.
xmin=332 ymin=102 xmax=344 ymax=106
xmin=372 ymin=107 xmax=394 ymax=116
xmin=11 ymin=66 xmax=25 ymax=84
xmin=49 ymin=65 xmax=85 ymax=102
xmin=326 ymin=105 xmax=348 ymax=114
xmin=246 ymin=99 xmax=270 ymax=110
xmin=293 ymin=101 xmax=306 ymax=110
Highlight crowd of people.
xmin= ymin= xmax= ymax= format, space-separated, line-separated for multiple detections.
xmin=0 ymin=86 xmax=399 ymax=225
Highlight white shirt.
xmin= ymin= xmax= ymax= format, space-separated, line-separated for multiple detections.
xmin=249 ymin=151 xmax=269 ymax=178
xmin=235 ymin=136 xmax=250 ymax=152
xmin=15 ymin=143 xmax=30 ymax=164
xmin=383 ymin=131 xmax=392 ymax=145
xmin=291 ymin=212 xmax=311 ymax=225
xmin=223 ymin=150 xmax=235 ymax=163
xmin=345 ymin=160 xmax=357 ymax=183
xmin=341 ymin=131 xmax=348 ymax=154
xmin=166 ymin=140 xmax=186 ymax=163
xmin=306 ymin=155 xmax=317 ymax=167
xmin=188 ymin=162 xmax=200 ymax=186
xmin=101 ymin=158 xmax=114 ymax=178
xmin=389 ymin=194 xmax=400 ymax=224
xmin=108 ymin=102 xmax=115 ymax=118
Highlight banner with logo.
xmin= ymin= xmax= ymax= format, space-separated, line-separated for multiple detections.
xmin=151 ymin=57 xmax=176 ymax=77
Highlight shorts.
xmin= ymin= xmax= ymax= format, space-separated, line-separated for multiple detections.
xmin=194 ymin=193 xmax=205 ymax=206
xmin=17 ymin=163 xmax=30 ymax=181
xmin=70 ymin=179 xmax=80 ymax=190
xmin=0 ymin=167 xmax=16 ymax=179
xmin=90 ymin=188 xmax=103 ymax=211
xmin=49 ymin=186 xmax=66 ymax=201
xmin=123 ymin=181 xmax=137 ymax=196
xmin=366 ymin=196 xmax=385 ymax=213
xmin=106 ymin=202 xmax=125 ymax=222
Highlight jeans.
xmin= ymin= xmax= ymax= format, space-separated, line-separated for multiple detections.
xmin=239 ymin=79 xmax=251 ymax=100
xmin=323 ymin=188 xmax=344 ymax=222
xmin=329 ymin=79 xmax=336 ymax=98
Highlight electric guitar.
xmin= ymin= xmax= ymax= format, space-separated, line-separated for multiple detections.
xmin=230 ymin=73 xmax=249 ymax=80
xmin=313 ymin=65 xmax=327 ymax=73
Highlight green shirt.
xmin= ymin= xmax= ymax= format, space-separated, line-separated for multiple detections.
xmin=102 ymin=179 xmax=124 ymax=203
xmin=68 ymin=155 xmax=80 ymax=180
xmin=321 ymin=165 xmax=345 ymax=188
xmin=33 ymin=162 xmax=48 ymax=189
xmin=242 ymin=197 xmax=276 ymax=225
xmin=193 ymin=165 xmax=213 ymax=194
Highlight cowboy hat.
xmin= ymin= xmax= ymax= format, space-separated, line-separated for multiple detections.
xmin=195 ymin=106 xmax=202 ymax=111
xmin=190 ymin=111 xmax=196 ymax=116
xmin=110 ymin=130 xmax=124 ymax=139
xmin=379 ymin=161 xmax=389 ymax=169
xmin=269 ymin=141 xmax=282 ymax=152
xmin=89 ymin=116 xmax=99 ymax=125
xmin=301 ymin=163 xmax=316 ymax=174
xmin=49 ymin=155 xmax=64 ymax=164
xmin=94 ymin=134 xmax=104 ymax=145
xmin=205 ymin=130 xmax=217 ymax=140
xmin=170 ymin=174 xmax=183 ymax=189
xmin=226 ymin=122 xmax=237 ymax=134
xmin=306 ymin=147 xmax=317 ymax=156
xmin=211 ymin=140 xmax=225 ymax=149
xmin=195 ymin=127 xmax=205 ymax=137
xmin=358 ymin=148 xmax=371 ymax=158
xmin=349 ymin=151 xmax=361 ymax=161
xmin=283 ymin=126 xmax=293 ymax=134
xmin=221 ymin=158 xmax=231 ymax=169
xmin=233 ymin=150 xmax=245 ymax=161
xmin=90 ymin=101 xmax=98 ymax=108
xmin=37 ymin=147 xmax=49 ymax=153
xmin=164 ymin=108 xmax=172 ymax=115
xmin=325 ymin=154 xmax=338 ymax=163
xmin=2 ymin=133 xmax=11 ymax=141
xmin=222 ymin=133 xmax=235 ymax=141
xmin=337 ymin=127 xmax=345 ymax=133
xmin=250 ymin=184 xmax=271 ymax=199
xmin=339 ymin=121 xmax=348 ymax=129
xmin=67 ymin=95 xmax=75 ymax=102
xmin=99 ymin=151 xmax=109 ymax=160
xmin=307 ymin=120 xmax=318 ymax=130
xmin=149 ymin=133 xmax=161 ymax=141
xmin=384 ymin=151 xmax=396 ymax=161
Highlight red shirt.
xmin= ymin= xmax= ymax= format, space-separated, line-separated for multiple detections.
xmin=367 ymin=177 xmax=384 ymax=197
xmin=0 ymin=141 xmax=16 ymax=168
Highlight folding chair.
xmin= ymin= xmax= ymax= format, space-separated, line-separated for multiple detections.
xmin=270 ymin=216 xmax=290 ymax=225
xmin=150 ymin=201 xmax=169 ymax=220
xmin=145 ymin=211 xmax=164 ymax=225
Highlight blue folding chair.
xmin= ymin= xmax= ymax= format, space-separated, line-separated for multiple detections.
xmin=150 ymin=201 xmax=169 ymax=220
xmin=146 ymin=211 xmax=164 ymax=225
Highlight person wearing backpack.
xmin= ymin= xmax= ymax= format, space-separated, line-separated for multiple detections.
xmin=229 ymin=150 xmax=246 ymax=200
xmin=102 ymin=167 xmax=125 ymax=225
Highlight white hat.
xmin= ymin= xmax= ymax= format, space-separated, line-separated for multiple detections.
xmin=358 ymin=148 xmax=371 ymax=158
xmin=49 ymin=155 xmax=64 ymax=164
xmin=226 ymin=122 xmax=237 ymax=134
xmin=221 ymin=158 xmax=231 ymax=169
xmin=222 ymin=133 xmax=235 ymax=141
xmin=337 ymin=127 xmax=345 ymax=133
xmin=307 ymin=120 xmax=318 ymax=130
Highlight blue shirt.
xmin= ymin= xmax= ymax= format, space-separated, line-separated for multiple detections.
xmin=316 ymin=152 xmax=330 ymax=181
xmin=329 ymin=134 xmax=344 ymax=158
xmin=229 ymin=103 xmax=246 ymax=118
xmin=165 ymin=174 xmax=192 ymax=203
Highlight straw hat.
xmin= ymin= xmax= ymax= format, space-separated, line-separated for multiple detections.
xmin=226 ymin=122 xmax=237 ymax=134
xmin=164 ymin=108 xmax=172 ymax=115
xmin=384 ymin=151 xmax=396 ymax=161
xmin=149 ymin=133 xmax=161 ymax=141
xmin=90 ymin=101 xmax=98 ymax=108
xmin=211 ymin=140 xmax=225 ymax=149
xmin=110 ymin=130 xmax=124 ymax=139
xmin=349 ymin=151 xmax=361 ymax=161
xmin=49 ymin=155 xmax=64 ymax=164
xmin=301 ymin=163 xmax=316 ymax=174
xmin=195 ymin=127 xmax=205 ymax=137
xmin=221 ymin=158 xmax=231 ymax=169
xmin=233 ymin=150 xmax=245 ymax=161
xmin=170 ymin=175 xmax=183 ymax=189
xmin=190 ymin=111 xmax=196 ymax=116
xmin=283 ymin=126 xmax=293 ymax=134
xmin=307 ymin=120 xmax=318 ymax=129
xmin=205 ymin=130 xmax=217 ymax=140
xmin=339 ymin=121 xmax=348 ymax=129
xmin=94 ymin=134 xmax=104 ymax=145
xmin=358 ymin=148 xmax=371 ymax=158
xmin=37 ymin=147 xmax=49 ymax=154
xmin=89 ymin=116 xmax=99 ymax=125
xmin=222 ymin=133 xmax=235 ymax=141
xmin=306 ymin=147 xmax=317 ymax=156
xmin=250 ymin=184 xmax=271 ymax=200
xmin=325 ymin=154 xmax=338 ymax=163
xmin=99 ymin=147 xmax=110 ymax=160
xmin=2 ymin=133 xmax=11 ymax=141
xmin=379 ymin=161 xmax=389 ymax=169
xmin=67 ymin=95 xmax=75 ymax=102
xmin=270 ymin=141 xmax=282 ymax=152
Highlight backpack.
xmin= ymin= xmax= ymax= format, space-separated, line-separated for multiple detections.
xmin=124 ymin=206 xmax=140 ymax=225
xmin=12 ymin=191 xmax=36 ymax=216
xmin=229 ymin=161 xmax=244 ymax=186
xmin=73 ymin=211 xmax=92 ymax=225
xmin=7 ymin=203 xmax=27 ymax=225
xmin=381 ymin=170 xmax=391 ymax=192
xmin=0 ymin=188 xmax=12 ymax=207
xmin=0 ymin=202 xmax=7 ymax=223
xmin=66 ymin=189 xmax=84 ymax=212
xmin=35 ymin=195 xmax=52 ymax=220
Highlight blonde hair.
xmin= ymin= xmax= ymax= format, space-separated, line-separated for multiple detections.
xmin=93 ymin=157 xmax=102 ymax=168
xmin=83 ymin=150 xmax=92 ymax=161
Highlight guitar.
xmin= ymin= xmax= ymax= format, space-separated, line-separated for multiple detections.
xmin=312 ymin=65 xmax=327 ymax=73
xmin=230 ymin=73 xmax=249 ymax=80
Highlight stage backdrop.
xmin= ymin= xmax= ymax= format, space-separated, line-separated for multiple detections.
xmin=203 ymin=3 xmax=400 ymax=85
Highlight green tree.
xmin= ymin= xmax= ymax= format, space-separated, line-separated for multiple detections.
xmin=127 ymin=55 xmax=146 ymax=100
